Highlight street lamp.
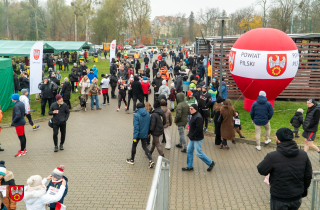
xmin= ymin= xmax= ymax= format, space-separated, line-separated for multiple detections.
xmin=216 ymin=16 xmax=230 ymax=97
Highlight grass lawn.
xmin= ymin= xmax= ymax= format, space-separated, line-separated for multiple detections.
xmin=0 ymin=55 xmax=111 ymax=125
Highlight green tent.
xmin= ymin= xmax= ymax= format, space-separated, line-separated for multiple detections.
xmin=45 ymin=41 xmax=91 ymax=51
xmin=0 ymin=41 xmax=55 ymax=56
xmin=0 ymin=58 xmax=14 ymax=112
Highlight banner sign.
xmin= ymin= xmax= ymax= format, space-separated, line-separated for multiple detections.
xmin=110 ymin=40 xmax=116 ymax=64
xmin=29 ymin=41 xmax=43 ymax=94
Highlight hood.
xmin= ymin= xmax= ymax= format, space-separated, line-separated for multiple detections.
xmin=277 ymin=141 xmax=299 ymax=157
xmin=295 ymin=112 xmax=302 ymax=117
xmin=256 ymin=95 xmax=267 ymax=104
xmin=153 ymin=107 xmax=164 ymax=115
xmin=161 ymin=106 xmax=168 ymax=113
xmin=23 ymin=187 xmax=46 ymax=203
xmin=161 ymin=80 xmax=166 ymax=86
xmin=176 ymin=93 xmax=185 ymax=104
xmin=92 ymin=67 xmax=97 ymax=70
xmin=137 ymin=107 xmax=148 ymax=117
xmin=3 ymin=171 xmax=14 ymax=182
xmin=134 ymin=76 xmax=139 ymax=81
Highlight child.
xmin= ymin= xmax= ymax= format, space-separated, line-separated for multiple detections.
xmin=234 ymin=111 xmax=245 ymax=142
xmin=168 ymin=83 xmax=176 ymax=112
xmin=20 ymin=89 xmax=40 ymax=131
xmin=46 ymin=165 xmax=68 ymax=210
xmin=290 ymin=108 xmax=304 ymax=138
xmin=117 ymin=79 xmax=127 ymax=111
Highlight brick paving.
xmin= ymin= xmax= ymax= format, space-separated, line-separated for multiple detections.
xmin=0 ymin=57 xmax=319 ymax=209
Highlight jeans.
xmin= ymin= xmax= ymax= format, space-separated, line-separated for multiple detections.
xmin=53 ymin=123 xmax=66 ymax=146
xmin=255 ymin=121 xmax=271 ymax=146
xmin=41 ymin=98 xmax=53 ymax=115
xmin=171 ymin=101 xmax=174 ymax=110
xmin=187 ymin=140 xmax=212 ymax=168
xmin=91 ymin=95 xmax=99 ymax=109
xmin=178 ymin=126 xmax=187 ymax=149
xmin=270 ymin=198 xmax=302 ymax=210
xmin=131 ymin=138 xmax=152 ymax=161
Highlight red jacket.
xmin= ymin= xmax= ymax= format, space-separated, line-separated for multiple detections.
xmin=168 ymin=88 xmax=176 ymax=101
xmin=84 ymin=51 xmax=87 ymax=58
xmin=141 ymin=81 xmax=149 ymax=95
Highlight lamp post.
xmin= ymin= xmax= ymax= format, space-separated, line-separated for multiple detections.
xmin=216 ymin=16 xmax=230 ymax=97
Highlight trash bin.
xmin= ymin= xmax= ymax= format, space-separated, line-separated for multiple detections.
xmin=94 ymin=55 xmax=98 ymax=62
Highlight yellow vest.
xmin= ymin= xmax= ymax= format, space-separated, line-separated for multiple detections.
xmin=208 ymin=65 xmax=212 ymax=77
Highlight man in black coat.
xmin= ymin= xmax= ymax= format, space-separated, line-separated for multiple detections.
xmin=152 ymin=60 xmax=159 ymax=78
xmin=38 ymin=77 xmax=58 ymax=116
xmin=257 ymin=128 xmax=312 ymax=210
xmin=13 ymin=72 xmax=20 ymax=93
xmin=110 ymin=72 xmax=118 ymax=98
xmin=144 ymin=56 xmax=149 ymax=65
xmin=131 ymin=76 xmax=144 ymax=112
xmin=174 ymin=74 xmax=183 ymax=93
xmin=198 ymin=86 xmax=211 ymax=132
xmin=49 ymin=94 xmax=70 ymax=152
xmin=182 ymin=104 xmax=215 ymax=172
xmin=68 ymin=69 xmax=79 ymax=93
xmin=110 ymin=61 xmax=117 ymax=75
xmin=174 ymin=63 xmax=181 ymax=78
xmin=79 ymin=62 xmax=88 ymax=76
xmin=47 ymin=54 xmax=54 ymax=69
xmin=151 ymin=73 xmax=163 ymax=102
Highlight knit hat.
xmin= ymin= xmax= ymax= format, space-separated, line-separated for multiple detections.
xmin=171 ymin=83 xmax=174 ymax=87
xmin=0 ymin=161 xmax=6 ymax=176
xmin=308 ymin=99 xmax=316 ymax=104
xmin=187 ymin=91 xmax=193 ymax=97
xmin=216 ymin=95 xmax=223 ymax=103
xmin=202 ymin=85 xmax=207 ymax=90
xmin=27 ymin=175 xmax=45 ymax=192
xmin=297 ymin=108 xmax=304 ymax=113
xmin=74 ymin=63 xmax=77 ymax=66
xmin=55 ymin=94 xmax=62 ymax=101
xmin=145 ymin=65 xmax=148 ymax=67
xmin=259 ymin=91 xmax=266 ymax=97
xmin=190 ymin=104 xmax=198 ymax=111
xmin=21 ymin=88 xmax=28 ymax=95
xmin=11 ymin=93 xmax=19 ymax=101
xmin=143 ymin=76 xmax=147 ymax=80
xmin=157 ymin=72 xmax=161 ymax=75
xmin=93 ymin=65 xmax=96 ymax=68
xmin=51 ymin=165 xmax=65 ymax=180
xmin=137 ymin=103 xmax=145 ymax=109
xmin=276 ymin=128 xmax=293 ymax=142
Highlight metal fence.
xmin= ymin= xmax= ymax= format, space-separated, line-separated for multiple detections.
xmin=311 ymin=171 xmax=320 ymax=210
xmin=146 ymin=156 xmax=170 ymax=210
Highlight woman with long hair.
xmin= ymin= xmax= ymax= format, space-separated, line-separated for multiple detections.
xmin=213 ymin=96 xmax=223 ymax=145
xmin=220 ymin=99 xmax=236 ymax=149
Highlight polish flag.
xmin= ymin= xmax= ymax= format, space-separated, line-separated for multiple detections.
xmin=55 ymin=202 xmax=66 ymax=210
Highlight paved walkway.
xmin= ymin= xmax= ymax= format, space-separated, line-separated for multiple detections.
xmin=0 ymin=55 xmax=319 ymax=209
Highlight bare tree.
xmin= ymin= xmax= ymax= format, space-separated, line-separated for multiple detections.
xmin=256 ymin=0 xmax=271 ymax=27
xmin=29 ymin=0 xmax=39 ymax=39
xmin=269 ymin=0 xmax=294 ymax=32
xmin=197 ymin=8 xmax=220 ymax=36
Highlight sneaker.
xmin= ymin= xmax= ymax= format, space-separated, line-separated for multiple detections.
xmin=295 ymin=135 xmax=300 ymax=138
xmin=60 ymin=145 xmax=64 ymax=150
xmin=125 ymin=106 xmax=128 ymax=109
xmin=265 ymin=139 xmax=272 ymax=144
xmin=96 ymin=108 xmax=102 ymax=110
xmin=14 ymin=150 xmax=23 ymax=157
xmin=117 ymin=108 xmax=120 ymax=112
xmin=176 ymin=144 xmax=182 ymax=148
xmin=21 ymin=151 xmax=26 ymax=156
xmin=54 ymin=146 xmax=58 ymax=152
xmin=0 ymin=148 xmax=4 ymax=151
xmin=256 ymin=146 xmax=261 ymax=151
xmin=126 ymin=159 xmax=135 ymax=164
xmin=91 ymin=108 xmax=95 ymax=110
xmin=107 ymin=103 xmax=110 ymax=105
xmin=181 ymin=149 xmax=187 ymax=153
xmin=182 ymin=167 xmax=194 ymax=171
xmin=232 ymin=140 xmax=236 ymax=144
xmin=101 ymin=103 xmax=106 ymax=106
xmin=240 ymin=136 xmax=245 ymax=138
xmin=149 ymin=161 xmax=155 ymax=168
xmin=41 ymin=114 xmax=44 ymax=117
xmin=207 ymin=161 xmax=215 ymax=172
xmin=203 ymin=128 xmax=207 ymax=132
xmin=33 ymin=125 xmax=40 ymax=131
xmin=24 ymin=149 xmax=27 ymax=153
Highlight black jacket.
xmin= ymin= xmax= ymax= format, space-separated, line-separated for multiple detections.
xmin=189 ymin=70 xmax=198 ymax=82
xmin=152 ymin=76 xmax=163 ymax=93
xmin=14 ymin=74 xmax=20 ymax=91
xmin=144 ymin=57 xmax=149 ymax=64
xmin=38 ymin=81 xmax=58 ymax=99
xmin=149 ymin=108 xmax=166 ymax=137
xmin=152 ymin=62 xmax=159 ymax=74
xmin=110 ymin=64 xmax=117 ymax=75
xmin=48 ymin=57 xmax=54 ymax=66
xmin=79 ymin=65 xmax=88 ymax=76
xmin=11 ymin=101 xmax=26 ymax=127
xmin=188 ymin=111 xmax=204 ymax=141
xmin=131 ymin=76 xmax=143 ymax=96
xmin=69 ymin=71 xmax=79 ymax=82
xmin=257 ymin=141 xmax=312 ymax=202
xmin=118 ymin=83 xmax=127 ymax=95
xmin=303 ymin=103 xmax=320 ymax=132
xmin=110 ymin=75 xmax=118 ymax=87
xmin=61 ymin=82 xmax=71 ymax=100
xmin=19 ymin=76 xmax=29 ymax=89
xmin=135 ymin=62 xmax=141 ymax=71
xmin=290 ymin=112 xmax=303 ymax=128
xmin=174 ymin=65 xmax=181 ymax=75
xmin=174 ymin=75 xmax=183 ymax=93
xmin=198 ymin=91 xmax=211 ymax=109
xmin=50 ymin=77 xmax=60 ymax=86
xmin=49 ymin=102 xmax=70 ymax=125
xmin=193 ymin=90 xmax=200 ymax=102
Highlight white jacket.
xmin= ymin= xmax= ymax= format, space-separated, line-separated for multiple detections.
xmin=23 ymin=179 xmax=66 ymax=210
xmin=158 ymin=80 xmax=170 ymax=99
xmin=79 ymin=79 xmax=90 ymax=94
xmin=101 ymin=78 xmax=110 ymax=89
xmin=19 ymin=95 xmax=30 ymax=114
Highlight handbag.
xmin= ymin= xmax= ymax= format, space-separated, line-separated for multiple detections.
xmin=48 ymin=118 xmax=53 ymax=128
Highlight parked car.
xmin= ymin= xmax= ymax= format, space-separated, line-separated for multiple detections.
xmin=124 ymin=45 xmax=132 ymax=50
xmin=144 ymin=46 xmax=159 ymax=54
xmin=127 ymin=49 xmax=141 ymax=57
xmin=135 ymin=45 xmax=145 ymax=49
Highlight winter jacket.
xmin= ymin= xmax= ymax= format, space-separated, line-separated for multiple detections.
xmin=87 ymin=72 xmax=97 ymax=83
xmin=158 ymin=80 xmax=170 ymax=99
xmin=79 ymin=79 xmax=91 ymax=94
xmin=198 ymin=91 xmax=211 ymax=110
xmin=303 ymin=103 xmax=320 ymax=132
xmin=220 ymin=105 xmax=236 ymax=140
xmin=198 ymin=64 xmax=205 ymax=76
xmin=49 ymin=77 xmax=60 ymax=86
xmin=152 ymin=62 xmax=159 ymax=76
xmin=92 ymin=66 xmax=98 ymax=76
xmin=208 ymin=88 xmax=217 ymax=102
xmin=56 ymin=73 xmax=62 ymax=81
xmin=257 ymin=140 xmax=312 ymax=202
xmin=48 ymin=57 xmax=54 ymax=66
xmin=174 ymin=93 xmax=189 ymax=126
xmin=135 ymin=62 xmax=141 ymax=71
xmin=71 ymin=67 xmax=79 ymax=76
xmin=118 ymin=83 xmax=127 ymax=96
xmin=38 ymin=81 xmax=58 ymax=99
xmin=46 ymin=176 xmax=68 ymax=209
xmin=117 ymin=70 xmax=127 ymax=80
xmin=152 ymin=77 xmax=163 ymax=93
xmin=221 ymin=82 xmax=228 ymax=99
xmin=133 ymin=108 xmax=151 ymax=139
xmin=110 ymin=64 xmax=117 ymax=75
xmin=174 ymin=75 xmax=183 ymax=93
xmin=250 ymin=96 xmax=274 ymax=126
xmin=168 ymin=88 xmax=176 ymax=101
xmin=149 ymin=108 xmax=166 ymax=136
xmin=193 ymin=90 xmax=200 ymax=102
xmin=128 ymin=68 xmax=134 ymax=79
xmin=49 ymin=102 xmax=70 ymax=125
xmin=68 ymin=71 xmax=79 ymax=82
xmin=141 ymin=81 xmax=149 ymax=95
xmin=23 ymin=178 xmax=66 ymax=210
xmin=100 ymin=78 xmax=110 ymax=89
xmin=110 ymin=75 xmax=118 ymax=87
xmin=57 ymin=57 xmax=63 ymax=65
xmin=11 ymin=101 xmax=26 ymax=127
xmin=0 ymin=171 xmax=16 ymax=210
xmin=144 ymin=57 xmax=149 ymax=64
xmin=161 ymin=106 xmax=172 ymax=128
xmin=131 ymin=76 xmax=143 ymax=96
xmin=61 ymin=82 xmax=71 ymax=100
xmin=188 ymin=111 xmax=204 ymax=141
xmin=14 ymin=74 xmax=20 ymax=91
xmin=186 ymin=97 xmax=197 ymax=106
xmin=290 ymin=112 xmax=303 ymax=128
xmin=89 ymin=83 xmax=101 ymax=96
xmin=63 ymin=57 xmax=69 ymax=64
xmin=19 ymin=77 xmax=29 ymax=89
xmin=20 ymin=95 xmax=30 ymax=114
xmin=79 ymin=65 xmax=88 ymax=76
xmin=174 ymin=66 xmax=181 ymax=75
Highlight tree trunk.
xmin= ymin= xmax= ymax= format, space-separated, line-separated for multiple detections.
xmin=6 ymin=17 xmax=9 ymax=38
xmin=35 ymin=11 xmax=39 ymax=40
xmin=86 ymin=17 xmax=88 ymax=41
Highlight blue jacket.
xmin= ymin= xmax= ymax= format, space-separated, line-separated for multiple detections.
xmin=92 ymin=67 xmax=98 ymax=77
xmin=133 ymin=108 xmax=150 ymax=139
xmin=46 ymin=176 xmax=68 ymax=208
xmin=198 ymin=64 xmax=205 ymax=76
xmin=221 ymin=82 xmax=228 ymax=99
xmin=87 ymin=72 xmax=97 ymax=83
xmin=11 ymin=101 xmax=26 ymax=127
xmin=250 ymin=96 xmax=274 ymax=126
